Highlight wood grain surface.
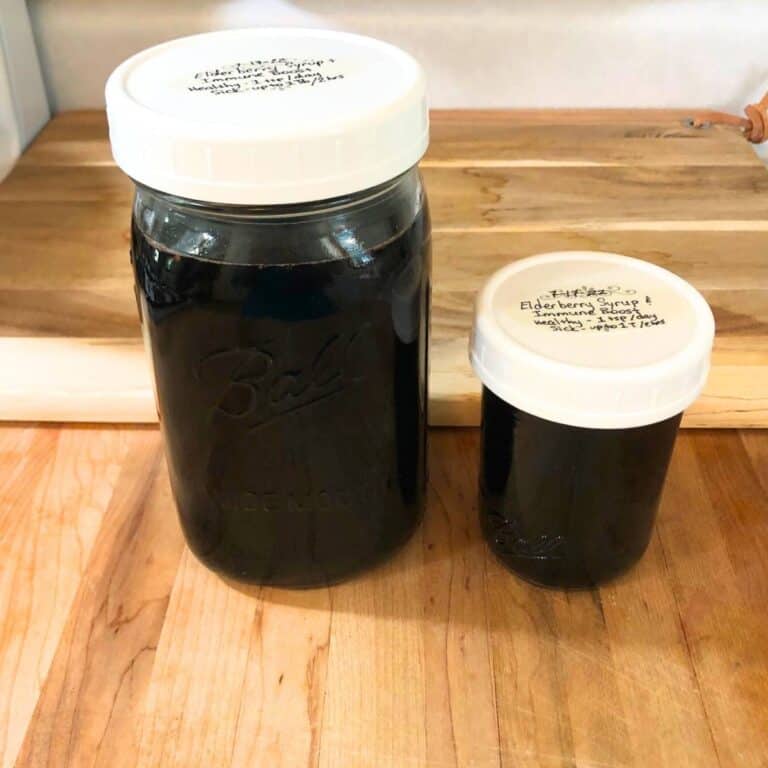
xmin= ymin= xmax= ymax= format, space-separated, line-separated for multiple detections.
xmin=1 ymin=110 xmax=767 ymax=426
xmin=1 ymin=424 xmax=767 ymax=767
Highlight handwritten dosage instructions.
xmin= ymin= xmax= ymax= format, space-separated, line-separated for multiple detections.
xmin=188 ymin=58 xmax=345 ymax=95
xmin=519 ymin=285 xmax=667 ymax=333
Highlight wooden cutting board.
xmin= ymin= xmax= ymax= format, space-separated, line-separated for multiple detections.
xmin=1 ymin=109 xmax=767 ymax=426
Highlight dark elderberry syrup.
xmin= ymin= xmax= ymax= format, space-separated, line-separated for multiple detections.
xmin=480 ymin=388 xmax=681 ymax=588
xmin=131 ymin=189 xmax=430 ymax=586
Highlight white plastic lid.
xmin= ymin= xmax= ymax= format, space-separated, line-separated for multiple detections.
xmin=470 ymin=251 xmax=715 ymax=429
xmin=105 ymin=28 xmax=428 ymax=204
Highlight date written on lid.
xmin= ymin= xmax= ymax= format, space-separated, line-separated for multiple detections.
xmin=519 ymin=284 xmax=667 ymax=333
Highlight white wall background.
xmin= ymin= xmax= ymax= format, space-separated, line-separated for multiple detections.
xmin=0 ymin=0 xmax=766 ymax=169
xmin=28 ymin=0 xmax=768 ymax=116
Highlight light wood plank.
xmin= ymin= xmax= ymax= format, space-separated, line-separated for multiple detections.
xmin=20 ymin=109 xmax=755 ymax=169
xmin=136 ymin=551 xmax=259 ymax=767
xmin=423 ymin=165 xmax=768 ymax=229
xmin=432 ymin=230 xmax=768 ymax=292
xmin=18 ymin=112 xmax=113 ymax=168
xmin=0 ymin=427 xmax=135 ymax=768
xmin=13 ymin=430 xmax=180 ymax=768
xmin=0 ymin=290 xmax=136 ymax=338
xmin=228 ymin=588 xmax=331 ymax=768
xmin=658 ymin=432 xmax=768 ymax=768
xmin=0 ymin=426 xmax=60 ymax=768
xmin=0 ymin=165 xmax=133 ymax=204
xmin=485 ymin=574 xmax=574 ymax=768
xmin=0 ymin=338 xmax=155 ymax=424
xmin=5 ymin=163 xmax=768 ymax=227
xmin=0 ymin=203 xmax=130 ymax=288
xmin=4 ymin=228 xmax=768 ymax=331
xmin=422 ymin=430 xmax=500 ymax=768
xmin=740 ymin=430 xmax=768 ymax=497
xmin=426 ymin=118 xmax=755 ymax=168
xmin=318 ymin=532 xmax=427 ymax=767
xmin=598 ymin=535 xmax=720 ymax=767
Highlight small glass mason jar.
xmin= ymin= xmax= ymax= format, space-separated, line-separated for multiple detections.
xmin=471 ymin=252 xmax=714 ymax=588
xmin=107 ymin=29 xmax=431 ymax=587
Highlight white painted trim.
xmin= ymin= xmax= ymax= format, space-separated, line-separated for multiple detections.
xmin=0 ymin=0 xmax=49 ymax=178
xmin=0 ymin=49 xmax=19 ymax=179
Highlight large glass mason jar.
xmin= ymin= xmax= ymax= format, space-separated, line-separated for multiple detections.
xmin=107 ymin=29 xmax=431 ymax=586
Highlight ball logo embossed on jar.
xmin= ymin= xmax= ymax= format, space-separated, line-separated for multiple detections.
xmin=197 ymin=323 xmax=375 ymax=429
xmin=486 ymin=510 xmax=567 ymax=560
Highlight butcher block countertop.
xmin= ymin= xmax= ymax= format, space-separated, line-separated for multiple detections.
xmin=1 ymin=425 xmax=768 ymax=768
xmin=1 ymin=110 xmax=768 ymax=425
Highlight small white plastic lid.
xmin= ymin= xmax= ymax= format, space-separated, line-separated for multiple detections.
xmin=470 ymin=251 xmax=715 ymax=429
xmin=105 ymin=28 xmax=428 ymax=204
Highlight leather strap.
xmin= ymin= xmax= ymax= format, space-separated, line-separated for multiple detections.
xmin=691 ymin=91 xmax=768 ymax=143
